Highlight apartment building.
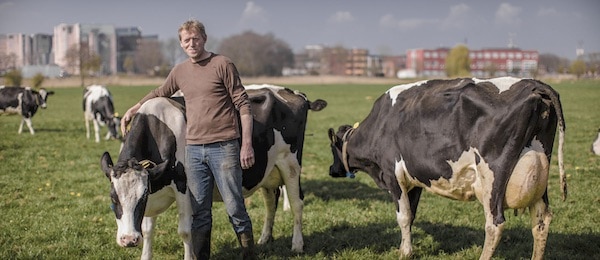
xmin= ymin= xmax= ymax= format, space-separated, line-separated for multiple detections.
xmin=406 ymin=47 xmax=539 ymax=78
xmin=53 ymin=23 xmax=118 ymax=75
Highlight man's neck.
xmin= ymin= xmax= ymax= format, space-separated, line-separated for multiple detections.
xmin=191 ymin=51 xmax=211 ymax=63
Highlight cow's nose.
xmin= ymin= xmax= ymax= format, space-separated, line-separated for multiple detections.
xmin=120 ymin=235 xmax=140 ymax=247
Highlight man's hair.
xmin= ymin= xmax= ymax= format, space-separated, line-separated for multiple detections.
xmin=178 ymin=19 xmax=207 ymax=41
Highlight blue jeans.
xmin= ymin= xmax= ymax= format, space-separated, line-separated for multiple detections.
xmin=186 ymin=140 xmax=253 ymax=234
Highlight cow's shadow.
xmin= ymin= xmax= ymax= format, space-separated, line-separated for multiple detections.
xmin=212 ymin=221 xmax=600 ymax=259
xmin=302 ymin=178 xmax=392 ymax=204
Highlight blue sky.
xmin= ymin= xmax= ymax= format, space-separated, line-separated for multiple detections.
xmin=1 ymin=0 xmax=598 ymax=59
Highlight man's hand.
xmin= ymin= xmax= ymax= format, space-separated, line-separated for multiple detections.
xmin=240 ymin=144 xmax=255 ymax=170
xmin=120 ymin=103 xmax=141 ymax=136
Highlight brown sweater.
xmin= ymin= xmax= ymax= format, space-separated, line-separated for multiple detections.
xmin=139 ymin=53 xmax=251 ymax=145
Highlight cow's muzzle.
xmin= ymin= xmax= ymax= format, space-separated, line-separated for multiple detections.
xmin=118 ymin=234 xmax=141 ymax=247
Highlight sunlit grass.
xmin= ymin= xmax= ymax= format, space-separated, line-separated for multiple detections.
xmin=1 ymin=80 xmax=599 ymax=259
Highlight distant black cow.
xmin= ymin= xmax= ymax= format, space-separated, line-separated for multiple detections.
xmin=83 ymin=85 xmax=121 ymax=142
xmin=0 ymin=86 xmax=54 ymax=135
xmin=100 ymin=85 xmax=326 ymax=258
xmin=327 ymin=77 xmax=566 ymax=259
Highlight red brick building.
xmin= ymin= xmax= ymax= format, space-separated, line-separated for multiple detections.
xmin=406 ymin=47 xmax=538 ymax=78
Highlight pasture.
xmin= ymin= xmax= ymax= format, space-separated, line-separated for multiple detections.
xmin=1 ymin=80 xmax=599 ymax=259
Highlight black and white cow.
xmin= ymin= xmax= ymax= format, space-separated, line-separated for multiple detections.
xmin=592 ymin=128 xmax=600 ymax=156
xmin=100 ymin=85 xmax=326 ymax=258
xmin=0 ymin=86 xmax=54 ymax=135
xmin=327 ymin=77 xmax=566 ymax=259
xmin=83 ymin=85 xmax=121 ymax=142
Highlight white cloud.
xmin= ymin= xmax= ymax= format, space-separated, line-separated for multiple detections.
xmin=329 ymin=11 xmax=354 ymax=23
xmin=537 ymin=7 xmax=560 ymax=17
xmin=495 ymin=3 xmax=522 ymax=26
xmin=379 ymin=14 xmax=435 ymax=31
xmin=240 ymin=1 xmax=268 ymax=24
xmin=442 ymin=3 xmax=471 ymax=28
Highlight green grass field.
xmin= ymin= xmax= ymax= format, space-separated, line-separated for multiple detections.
xmin=1 ymin=80 xmax=599 ymax=259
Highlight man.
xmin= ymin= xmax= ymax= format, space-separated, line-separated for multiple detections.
xmin=120 ymin=19 xmax=256 ymax=260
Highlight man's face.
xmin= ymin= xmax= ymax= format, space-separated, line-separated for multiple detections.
xmin=179 ymin=29 xmax=205 ymax=59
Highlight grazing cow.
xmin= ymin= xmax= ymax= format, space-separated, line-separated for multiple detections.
xmin=0 ymin=86 xmax=54 ymax=135
xmin=327 ymin=77 xmax=566 ymax=260
xmin=100 ymin=85 xmax=326 ymax=258
xmin=592 ymin=128 xmax=600 ymax=155
xmin=83 ymin=85 xmax=121 ymax=142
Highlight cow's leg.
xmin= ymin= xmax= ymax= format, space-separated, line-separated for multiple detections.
xmin=279 ymin=156 xmax=304 ymax=252
xmin=281 ymin=186 xmax=291 ymax=211
xmin=258 ymin=186 xmax=277 ymax=245
xmin=140 ymin=216 xmax=156 ymax=260
xmin=93 ymin=119 xmax=101 ymax=142
xmin=176 ymin=192 xmax=194 ymax=260
xmin=396 ymin=190 xmax=413 ymax=258
xmin=19 ymin=118 xmax=35 ymax=135
xmin=530 ymin=198 xmax=552 ymax=260
xmin=85 ymin=116 xmax=91 ymax=139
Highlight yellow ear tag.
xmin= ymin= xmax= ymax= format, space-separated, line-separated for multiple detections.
xmin=114 ymin=112 xmax=120 ymax=117
xmin=353 ymin=122 xmax=360 ymax=129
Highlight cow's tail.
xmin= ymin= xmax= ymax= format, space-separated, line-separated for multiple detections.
xmin=547 ymin=83 xmax=567 ymax=201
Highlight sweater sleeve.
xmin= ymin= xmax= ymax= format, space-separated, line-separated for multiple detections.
xmin=223 ymin=60 xmax=251 ymax=116
xmin=138 ymin=69 xmax=180 ymax=105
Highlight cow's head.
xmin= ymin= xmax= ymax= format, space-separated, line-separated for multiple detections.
xmin=327 ymin=124 xmax=356 ymax=178
xmin=107 ymin=114 xmax=122 ymax=141
xmin=100 ymin=151 xmax=168 ymax=247
xmin=36 ymin=88 xmax=54 ymax=109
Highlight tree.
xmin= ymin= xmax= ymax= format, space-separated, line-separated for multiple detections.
xmin=123 ymin=55 xmax=135 ymax=75
xmin=4 ymin=69 xmax=23 ymax=86
xmin=65 ymin=43 xmax=103 ymax=87
xmin=445 ymin=44 xmax=471 ymax=77
xmin=31 ymin=73 xmax=45 ymax=88
xmin=218 ymin=31 xmax=294 ymax=77
xmin=134 ymin=38 xmax=166 ymax=75
xmin=163 ymin=38 xmax=185 ymax=67
xmin=538 ymin=53 xmax=571 ymax=74
xmin=570 ymin=59 xmax=587 ymax=79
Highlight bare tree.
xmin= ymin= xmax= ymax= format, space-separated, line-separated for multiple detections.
xmin=135 ymin=38 xmax=166 ymax=75
xmin=163 ymin=38 xmax=185 ymax=67
xmin=65 ymin=43 xmax=102 ymax=87
xmin=218 ymin=31 xmax=293 ymax=77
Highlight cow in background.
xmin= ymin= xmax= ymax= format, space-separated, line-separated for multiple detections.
xmin=0 ymin=86 xmax=54 ymax=135
xmin=83 ymin=85 xmax=121 ymax=142
xmin=100 ymin=85 xmax=326 ymax=258
xmin=327 ymin=77 xmax=566 ymax=259
xmin=592 ymin=128 xmax=600 ymax=155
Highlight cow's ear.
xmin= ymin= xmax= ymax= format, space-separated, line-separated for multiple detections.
xmin=328 ymin=128 xmax=337 ymax=143
xmin=147 ymin=160 xmax=169 ymax=180
xmin=310 ymin=99 xmax=327 ymax=112
xmin=100 ymin=152 xmax=114 ymax=179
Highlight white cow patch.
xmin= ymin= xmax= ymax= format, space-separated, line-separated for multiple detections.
xmin=387 ymin=80 xmax=428 ymax=106
xmin=473 ymin=76 xmax=525 ymax=93
xmin=593 ymin=131 xmax=600 ymax=156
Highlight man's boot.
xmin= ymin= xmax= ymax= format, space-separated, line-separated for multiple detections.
xmin=236 ymin=231 xmax=257 ymax=260
xmin=192 ymin=229 xmax=211 ymax=260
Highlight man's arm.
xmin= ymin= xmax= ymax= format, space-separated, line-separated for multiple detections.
xmin=239 ymin=113 xmax=254 ymax=170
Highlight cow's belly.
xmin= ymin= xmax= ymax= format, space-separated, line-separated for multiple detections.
xmin=0 ymin=106 xmax=20 ymax=115
xmin=399 ymin=141 xmax=549 ymax=208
